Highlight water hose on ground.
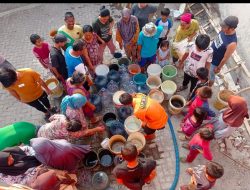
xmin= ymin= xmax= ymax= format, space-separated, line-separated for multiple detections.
xmin=168 ymin=118 xmax=180 ymax=190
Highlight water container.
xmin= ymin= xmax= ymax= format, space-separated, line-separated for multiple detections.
xmin=103 ymin=112 xmax=117 ymax=124
xmin=109 ymin=64 xmax=119 ymax=71
xmin=45 ymin=78 xmax=63 ymax=98
xmin=147 ymin=64 xmax=162 ymax=77
xmin=105 ymin=120 xmax=127 ymax=137
xmin=92 ymin=171 xmax=110 ymax=190
xmin=117 ymin=106 xmax=134 ymax=123
xmin=114 ymin=52 xmax=122 ymax=59
xmin=161 ymin=65 xmax=177 ymax=81
xmin=127 ymin=132 xmax=146 ymax=152
xmin=168 ymin=95 xmax=186 ymax=115
xmin=90 ymin=94 xmax=102 ymax=113
xmin=108 ymin=135 xmax=126 ymax=155
xmin=137 ymin=84 xmax=150 ymax=94
xmin=98 ymin=148 xmax=114 ymax=168
xmin=107 ymin=70 xmax=120 ymax=83
xmin=128 ymin=64 xmax=141 ymax=75
xmin=124 ymin=116 xmax=142 ymax=135
xmin=95 ymin=64 xmax=109 ymax=77
xmin=146 ymin=76 xmax=162 ymax=90
xmin=94 ymin=76 xmax=108 ymax=90
xmin=82 ymin=150 xmax=99 ymax=170
xmin=148 ymin=89 xmax=164 ymax=104
xmin=133 ymin=73 xmax=147 ymax=86
xmin=160 ymin=80 xmax=177 ymax=100
xmin=118 ymin=57 xmax=130 ymax=67
xmin=113 ymin=90 xmax=126 ymax=108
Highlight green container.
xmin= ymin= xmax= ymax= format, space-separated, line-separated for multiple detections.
xmin=161 ymin=65 xmax=177 ymax=81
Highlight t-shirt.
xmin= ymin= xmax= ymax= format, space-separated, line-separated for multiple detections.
xmin=174 ymin=19 xmax=199 ymax=43
xmin=155 ymin=18 xmax=172 ymax=38
xmin=32 ymin=42 xmax=50 ymax=65
xmin=132 ymin=93 xmax=168 ymax=130
xmin=7 ymin=68 xmax=44 ymax=103
xmin=49 ymin=47 xmax=68 ymax=80
xmin=92 ymin=17 xmax=114 ymax=42
xmin=131 ymin=4 xmax=157 ymax=31
xmin=58 ymin=24 xmax=83 ymax=48
xmin=65 ymin=46 xmax=87 ymax=77
xmin=137 ymin=26 xmax=163 ymax=58
xmin=112 ymin=158 xmax=156 ymax=190
xmin=211 ymin=31 xmax=237 ymax=66
xmin=191 ymin=165 xmax=216 ymax=190
xmin=183 ymin=43 xmax=213 ymax=77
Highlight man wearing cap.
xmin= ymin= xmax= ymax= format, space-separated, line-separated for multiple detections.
xmin=209 ymin=16 xmax=238 ymax=86
xmin=171 ymin=13 xmax=199 ymax=63
xmin=58 ymin=12 xmax=83 ymax=48
xmin=116 ymin=8 xmax=140 ymax=62
xmin=49 ymin=33 xmax=68 ymax=84
xmin=137 ymin=22 xmax=163 ymax=72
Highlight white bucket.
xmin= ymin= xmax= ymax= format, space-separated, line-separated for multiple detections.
xmin=95 ymin=64 xmax=109 ymax=77
xmin=124 ymin=116 xmax=142 ymax=135
xmin=146 ymin=76 xmax=162 ymax=90
xmin=113 ymin=90 xmax=126 ymax=108
xmin=147 ymin=64 xmax=162 ymax=77
xmin=168 ymin=95 xmax=186 ymax=115
xmin=148 ymin=89 xmax=164 ymax=104
xmin=160 ymin=80 xmax=177 ymax=100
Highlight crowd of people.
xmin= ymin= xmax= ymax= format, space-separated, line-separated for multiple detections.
xmin=0 ymin=3 xmax=249 ymax=190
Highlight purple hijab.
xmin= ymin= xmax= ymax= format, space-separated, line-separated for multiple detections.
xmin=30 ymin=137 xmax=91 ymax=172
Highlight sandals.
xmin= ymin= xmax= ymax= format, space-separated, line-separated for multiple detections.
xmin=179 ymin=134 xmax=191 ymax=141
xmin=177 ymin=85 xmax=188 ymax=92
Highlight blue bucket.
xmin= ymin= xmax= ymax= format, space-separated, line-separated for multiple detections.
xmin=133 ymin=73 xmax=147 ymax=86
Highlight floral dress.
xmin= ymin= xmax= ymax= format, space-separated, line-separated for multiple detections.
xmin=83 ymin=32 xmax=100 ymax=66
xmin=0 ymin=146 xmax=39 ymax=186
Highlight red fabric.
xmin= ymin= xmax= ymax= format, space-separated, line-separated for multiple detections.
xmin=184 ymin=96 xmax=204 ymax=122
xmin=33 ymin=42 xmax=50 ymax=60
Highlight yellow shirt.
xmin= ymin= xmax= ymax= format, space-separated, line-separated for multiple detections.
xmin=132 ymin=93 xmax=168 ymax=130
xmin=172 ymin=19 xmax=199 ymax=59
xmin=58 ymin=24 xmax=83 ymax=47
xmin=7 ymin=68 xmax=44 ymax=103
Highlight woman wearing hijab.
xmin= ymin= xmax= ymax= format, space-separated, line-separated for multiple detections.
xmin=0 ymin=145 xmax=41 ymax=185
xmin=213 ymin=95 xmax=249 ymax=139
xmin=60 ymin=93 xmax=105 ymax=136
xmin=171 ymin=13 xmax=199 ymax=63
xmin=116 ymin=8 xmax=140 ymax=62
xmin=30 ymin=137 xmax=90 ymax=172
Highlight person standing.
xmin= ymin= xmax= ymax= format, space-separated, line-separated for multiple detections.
xmin=49 ymin=33 xmax=68 ymax=85
xmin=0 ymin=67 xmax=56 ymax=120
xmin=92 ymin=6 xmax=116 ymax=64
xmin=116 ymin=8 xmax=140 ymax=62
xmin=131 ymin=3 xmax=157 ymax=31
xmin=58 ymin=12 xmax=83 ymax=48
xmin=209 ymin=16 xmax=238 ymax=86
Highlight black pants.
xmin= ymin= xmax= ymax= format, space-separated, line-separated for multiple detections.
xmin=26 ymin=91 xmax=51 ymax=113
xmin=143 ymin=126 xmax=165 ymax=135
xmin=183 ymin=72 xmax=198 ymax=93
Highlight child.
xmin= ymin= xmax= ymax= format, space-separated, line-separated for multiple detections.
xmin=177 ymin=34 xmax=213 ymax=94
xmin=188 ymin=67 xmax=209 ymax=101
xmin=180 ymin=125 xmax=214 ymax=163
xmin=156 ymin=40 xmax=170 ymax=67
xmin=180 ymin=161 xmax=224 ymax=190
xmin=155 ymin=8 xmax=172 ymax=48
xmin=179 ymin=107 xmax=207 ymax=141
xmin=30 ymin=34 xmax=51 ymax=69
xmin=184 ymin=86 xmax=216 ymax=123
xmin=112 ymin=142 xmax=156 ymax=190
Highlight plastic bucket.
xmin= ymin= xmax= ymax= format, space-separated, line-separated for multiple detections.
xmin=127 ymin=132 xmax=146 ymax=152
xmin=95 ymin=64 xmax=109 ymax=77
xmin=98 ymin=148 xmax=114 ymax=168
xmin=128 ymin=64 xmax=141 ymax=75
xmin=45 ymin=78 xmax=63 ymax=98
xmin=146 ymin=76 xmax=162 ymax=90
xmin=160 ymin=80 xmax=177 ymax=100
xmin=114 ymin=52 xmax=122 ymax=59
xmin=148 ymin=89 xmax=164 ymax=104
xmin=117 ymin=106 xmax=134 ymax=123
xmin=107 ymin=70 xmax=120 ymax=83
xmin=108 ymin=135 xmax=126 ymax=155
xmin=161 ymin=65 xmax=177 ymax=81
xmin=124 ymin=116 xmax=142 ymax=135
xmin=90 ymin=94 xmax=102 ymax=113
xmin=103 ymin=112 xmax=117 ymax=124
xmin=113 ymin=90 xmax=126 ymax=108
xmin=133 ymin=73 xmax=147 ymax=86
xmin=109 ymin=64 xmax=119 ymax=71
xmin=118 ymin=58 xmax=130 ymax=67
xmin=147 ymin=64 xmax=162 ymax=77
xmin=94 ymin=75 xmax=108 ymax=90
xmin=82 ymin=150 xmax=99 ymax=170
xmin=168 ymin=95 xmax=186 ymax=115
xmin=213 ymin=89 xmax=235 ymax=110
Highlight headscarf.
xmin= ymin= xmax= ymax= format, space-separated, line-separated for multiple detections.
xmin=30 ymin=137 xmax=90 ymax=172
xmin=117 ymin=8 xmax=138 ymax=44
xmin=223 ymin=95 xmax=249 ymax=127
xmin=181 ymin=13 xmax=192 ymax=24
xmin=60 ymin=93 xmax=87 ymax=115
xmin=0 ymin=146 xmax=40 ymax=176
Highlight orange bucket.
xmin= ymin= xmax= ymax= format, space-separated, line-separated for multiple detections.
xmin=128 ymin=64 xmax=141 ymax=75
